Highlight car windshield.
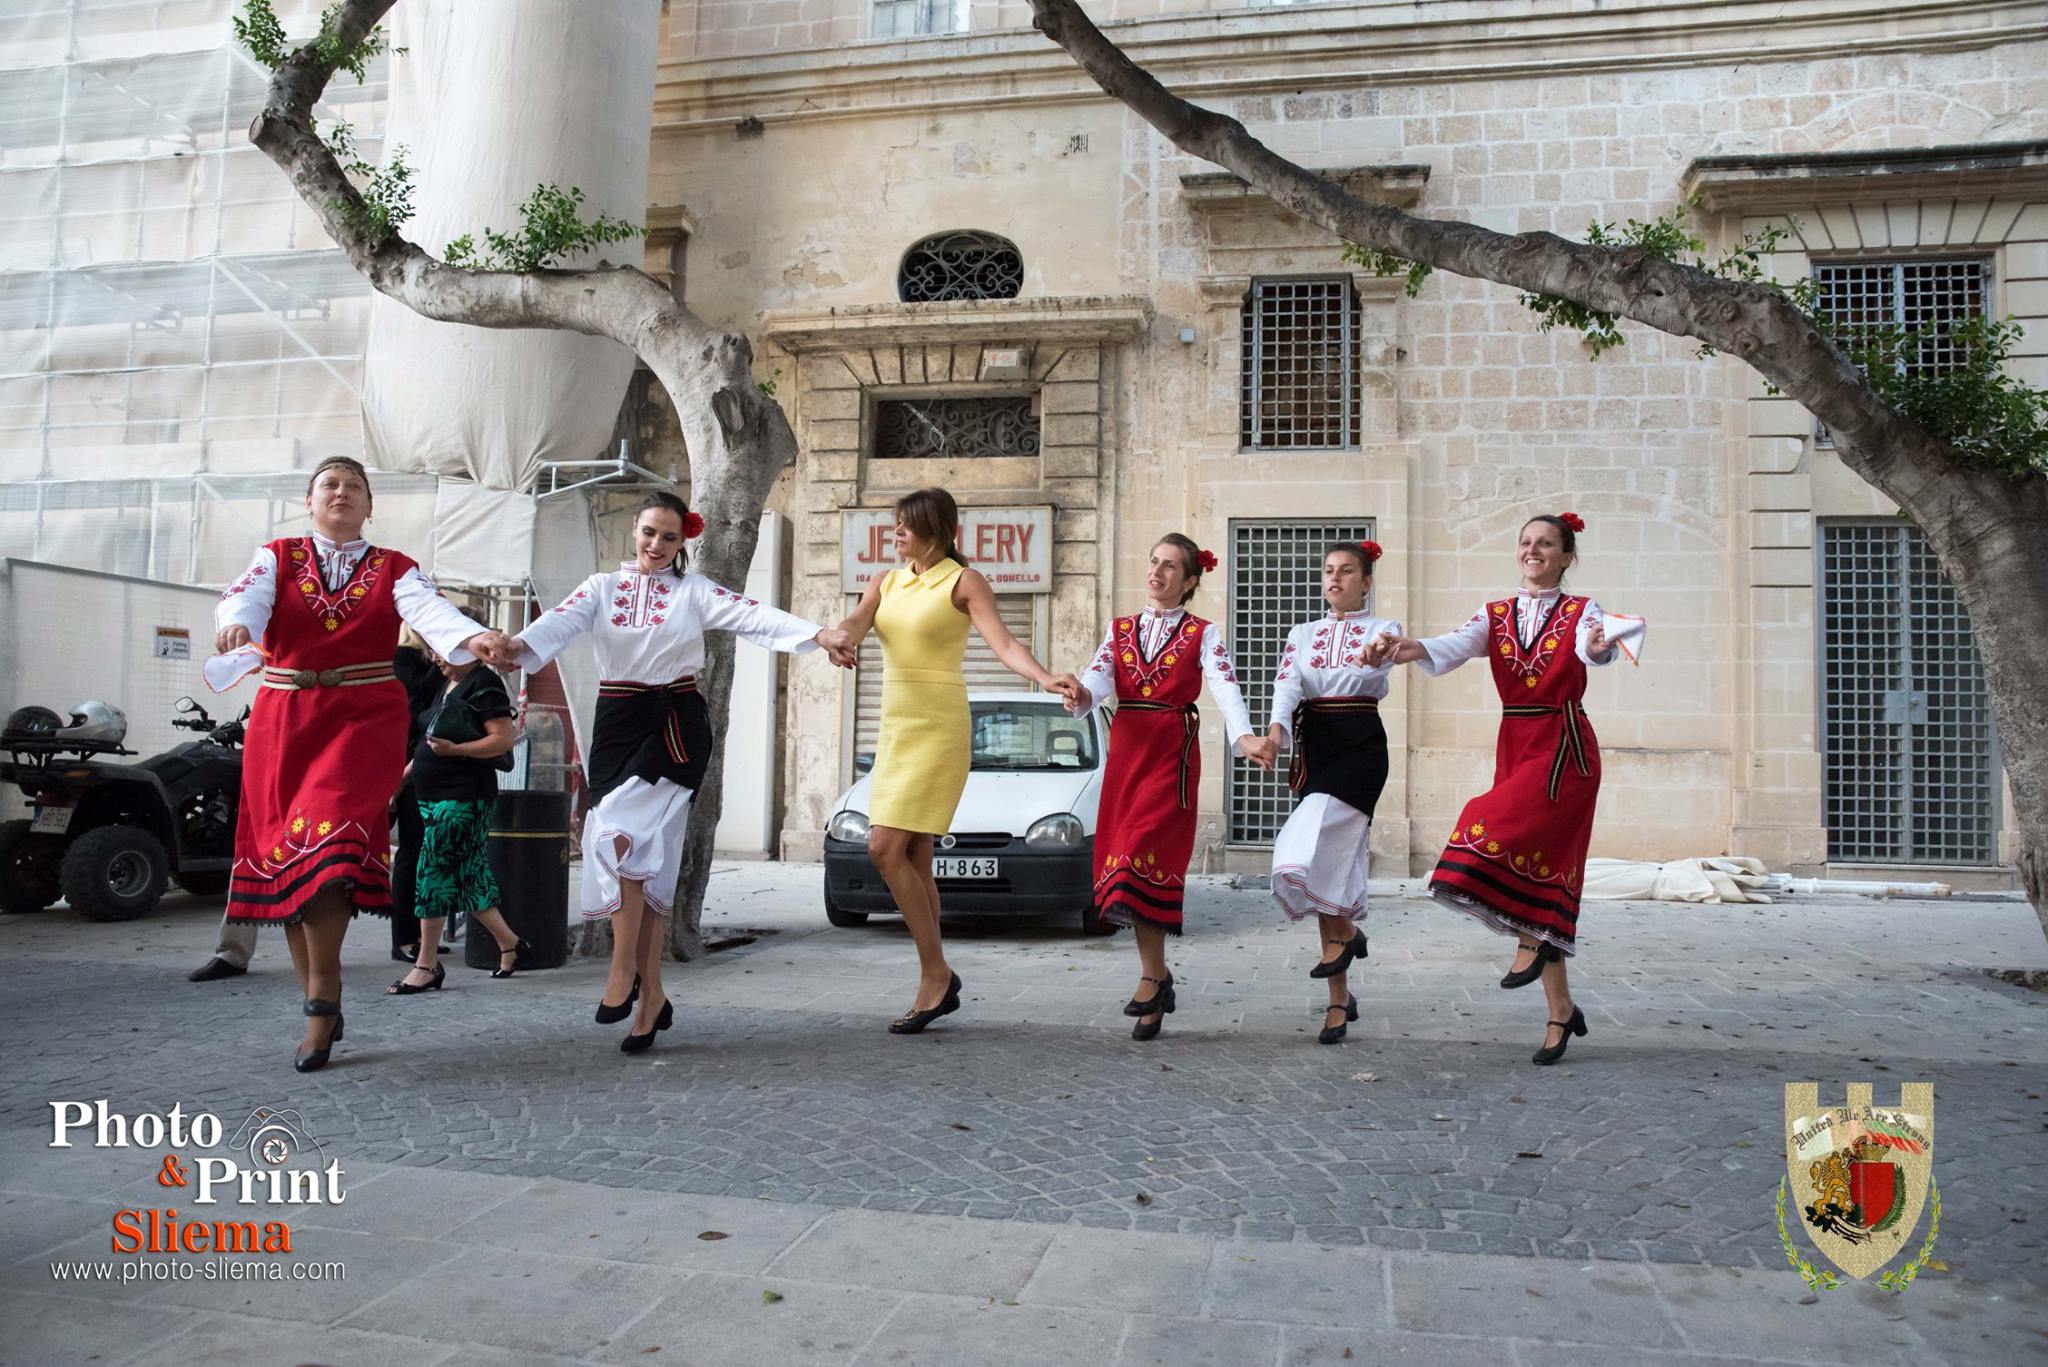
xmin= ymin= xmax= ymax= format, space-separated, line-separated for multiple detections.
xmin=969 ymin=700 xmax=1098 ymax=771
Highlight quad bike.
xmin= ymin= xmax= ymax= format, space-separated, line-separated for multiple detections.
xmin=0 ymin=697 xmax=246 ymax=921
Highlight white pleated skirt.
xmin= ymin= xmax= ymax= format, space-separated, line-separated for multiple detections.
xmin=580 ymin=777 xmax=693 ymax=919
xmin=1271 ymin=792 xmax=1372 ymax=923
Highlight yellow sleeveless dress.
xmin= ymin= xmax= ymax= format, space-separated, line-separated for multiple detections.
xmin=868 ymin=558 xmax=972 ymax=833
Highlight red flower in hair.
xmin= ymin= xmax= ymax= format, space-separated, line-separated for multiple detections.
xmin=1359 ymin=540 xmax=1384 ymax=563
xmin=682 ymin=511 xmax=706 ymax=539
xmin=1559 ymin=512 xmax=1586 ymax=534
xmin=1197 ymin=549 xmax=1218 ymax=574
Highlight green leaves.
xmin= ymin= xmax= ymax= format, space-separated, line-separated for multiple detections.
xmin=323 ymin=121 xmax=414 ymax=244
xmin=235 ymin=1 xmax=399 ymax=82
xmin=1339 ymin=242 xmax=1433 ymax=298
xmin=1837 ymin=317 xmax=2048 ymax=479
xmin=443 ymin=185 xmax=644 ymax=273
xmin=233 ymin=0 xmax=288 ymax=68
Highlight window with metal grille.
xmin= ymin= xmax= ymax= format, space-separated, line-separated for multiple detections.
xmin=1240 ymin=278 xmax=1361 ymax=451
xmin=872 ymin=396 xmax=1040 ymax=459
xmin=1811 ymin=258 xmax=1989 ymax=444
xmin=897 ymin=231 xmax=1023 ymax=302
xmin=870 ymin=0 xmax=967 ymax=38
xmin=1819 ymin=520 xmax=1998 ymax=865
xmin=1226 ymin=517 xmax=1376 ymax=844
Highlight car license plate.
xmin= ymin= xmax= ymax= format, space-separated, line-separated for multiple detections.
xmin=933 ymin=856 xmax=998 ymax=880
xmin=31 ymin=806 xmax=72 ymax=835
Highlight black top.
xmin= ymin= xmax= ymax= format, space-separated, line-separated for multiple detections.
xmin=411 ymin=666 xmax=516 ymax=803
xmin=394 ymin=646 xmax=442 ymax=759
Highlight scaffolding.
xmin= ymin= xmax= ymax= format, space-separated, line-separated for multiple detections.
xmin=0 ymin=0 xmax=390 ymax=586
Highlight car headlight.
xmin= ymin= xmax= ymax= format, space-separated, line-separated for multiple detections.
xmin=1025 ymin=813 xmax=1085 ymax=849
xmin=827 ymin=810 xmax=870 ymax=843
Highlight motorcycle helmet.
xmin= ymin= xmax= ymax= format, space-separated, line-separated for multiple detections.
xmin=57 ymin=700 xmax=128 ymax=745
xmin=2 ymin=705 xmax=63 ymax=742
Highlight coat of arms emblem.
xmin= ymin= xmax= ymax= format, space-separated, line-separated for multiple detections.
xmin=1781 ymin=1082 xmax=1938 ymax=1290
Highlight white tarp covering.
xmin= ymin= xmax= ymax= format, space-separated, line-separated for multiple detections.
xmin=1582 ymin=856 xmax=1774 ymax=904
xmin=430 ymin=481 xmax=538 ymax=588
xmin=361 ymin=0 xmax=660 ymax=578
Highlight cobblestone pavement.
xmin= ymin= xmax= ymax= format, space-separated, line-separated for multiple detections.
xmin=2 ymin=865 xmax=2043 ymax=1295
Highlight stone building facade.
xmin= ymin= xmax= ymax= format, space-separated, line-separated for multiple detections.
xmin=643 ymin=0 xmax=2045 ymax=881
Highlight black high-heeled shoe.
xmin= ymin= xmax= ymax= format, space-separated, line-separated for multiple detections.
xmin=387 ymin=961 xmax=445 ymax=995
xmin=1531 ymin=1005 xmax=1587 ymax=1065
xmin=888 ymin=972 xmax=962 ymax=1034
xmin=1317 ymin=994 xmax=1359 ymax=1045
xmin=620 ymin=998 xmax=674 ymax=1054
xmin=491 ymin=937 xmax=534 ymax=980
xmin=595 ymin=974 xmax=641 ymax=1024
xmin=1309 ymin=929 xmax=1368 ymax=979
xmin=295 ymin=998 xmax=344 ymax=1072
xmin=1130 ymin=976 xmax=1177 ymax=1040
xmin=1123 ymin=973 xmax=1174 ymax=1018
xmin=1500 ymin=941 xmax=1561 ymax=990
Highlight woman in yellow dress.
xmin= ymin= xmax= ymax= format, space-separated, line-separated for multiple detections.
xmin=837 ymin=488 xmax=1080 ymax=1033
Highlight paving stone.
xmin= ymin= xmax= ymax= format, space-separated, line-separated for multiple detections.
xmin=110 ymin=1315 xmax=453 ymax=1367
xmin=852 ymin=1293 xmax=1126 ymax=1367
xmin=446 ymin=1177 xmax=825 ymax=1275
xmin=1018 ymin=1225 xmax=1215 ymax=1315
xmin=0 ymin=1289 xmax=199 ymax=1367
xmin=1202 ymin=1239 xmax=1385 ymax=1328
xmin=598 ymin=1271 xmax=900 ymax=1366
xmin=1116 ymin=1312 xmax=1279 ymax=1367
xmin=1280 ymin=1325 xmax=1517 ymax=1364
xmin=766 ymin=1207 xmax=1054 ymax=1299
xmin=1388 ymin=1250 xmax=1680 ymax=1348
xmin=335 ymin=1245 xmax=677 ymax=1356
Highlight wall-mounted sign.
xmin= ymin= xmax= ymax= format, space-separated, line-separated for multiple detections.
xmin=842 ymin=506 xmax=1053 ymax=593
xmin=153 ymin=627 xmax=191 ymax=660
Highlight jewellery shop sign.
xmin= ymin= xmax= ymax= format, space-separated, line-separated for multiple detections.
xmin=842 ymin=506 xmax=1053 ymax=593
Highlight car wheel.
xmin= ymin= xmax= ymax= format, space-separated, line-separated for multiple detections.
xmin=1078 ymin=900 xmax=1117 ymax=937
xmin=60 ymin=825 xmax=169 ymax=922
xmin=176 ymin=871 xmax=232 ymax=897
xmin=0 ymin=819 xmax=64 ymax=913
xmin=824 ymin=873 xmax=868 ymax=928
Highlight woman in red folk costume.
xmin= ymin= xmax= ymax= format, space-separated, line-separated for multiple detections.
xmin=1068 ymin=535 xmax=1274 ymax=1040
xmin=210 ymin=458 xmax=509 ymax=1072
xmin=1371 ymin=513 xmax=1644 ymax=1065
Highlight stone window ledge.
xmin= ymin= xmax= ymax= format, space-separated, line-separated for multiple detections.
xmin=763 ymin=296 xmax=1152 ymax=352
xmin=1179 ymin=163 xmax=1429 ymax=213
xmin=1681 ymin=139 xmax=2048 ymax=212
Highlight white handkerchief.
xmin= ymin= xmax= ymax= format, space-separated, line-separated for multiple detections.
xmin=203 ymin=645 xmax=265 ymax=693
xmin=1602 ymin=612 xmax=1647 ymax=665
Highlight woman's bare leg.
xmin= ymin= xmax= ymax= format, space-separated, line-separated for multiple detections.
xmin=283 ymin=921 xmax=311 ymax=999
xmin=297 ymin=885 xmax=352 ymax=1052
xmin=868 ymin=825 xmax=953 ymax=1011
xmin=602 ymin=834 xmax=642 ymax=1007
xmin=468 ymin=906 xmax=522 ymax=970
xmin=391 ymin=915 xmax=445 ymax=990
xmin=1539 ymin=953 xmax=1575 ymax=1048
xmin=632 ymin=896 xmax=667 ymax=1032
xmin=1132 ymin=920 xmax=1169 ymax=1026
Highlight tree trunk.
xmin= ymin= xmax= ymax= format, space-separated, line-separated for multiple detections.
xmin=245 ymin=0 xmax=797 ymax=946
xmin=1028 ymin=0 xmax=2048 ymax=934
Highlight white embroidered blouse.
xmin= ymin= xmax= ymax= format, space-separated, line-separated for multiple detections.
xmin=1073 ymin=606 xmax=1257 ymax=752
xmin=1268 ymin=612 xmax=1403 ymax=738
xmin=1416 ymin=586 xmax=1626 ymax=676
xmin=513 ymin=564 xmax=823 ymax=681
xmin=214 ymin=532 xmax=488 ymax=661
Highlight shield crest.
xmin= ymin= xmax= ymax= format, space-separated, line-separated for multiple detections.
xmin=1783 ymin=1082 xmax=1934 ymax=1280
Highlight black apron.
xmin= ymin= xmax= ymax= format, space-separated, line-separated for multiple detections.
xmin=1289 ymin=698 xmax=1390 ymax=820
xmin=587 ymin=677 xmax=711 ymax=806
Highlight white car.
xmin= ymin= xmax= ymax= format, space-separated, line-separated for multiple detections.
xmin=821 ymin=691 xmax=1110 ymax=934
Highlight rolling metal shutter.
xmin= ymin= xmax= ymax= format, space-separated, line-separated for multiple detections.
xmin=1819 ymin=521 xmax=1998 ymax=864
xmin=1226 ymin=518 xmax=1376 ymax=844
